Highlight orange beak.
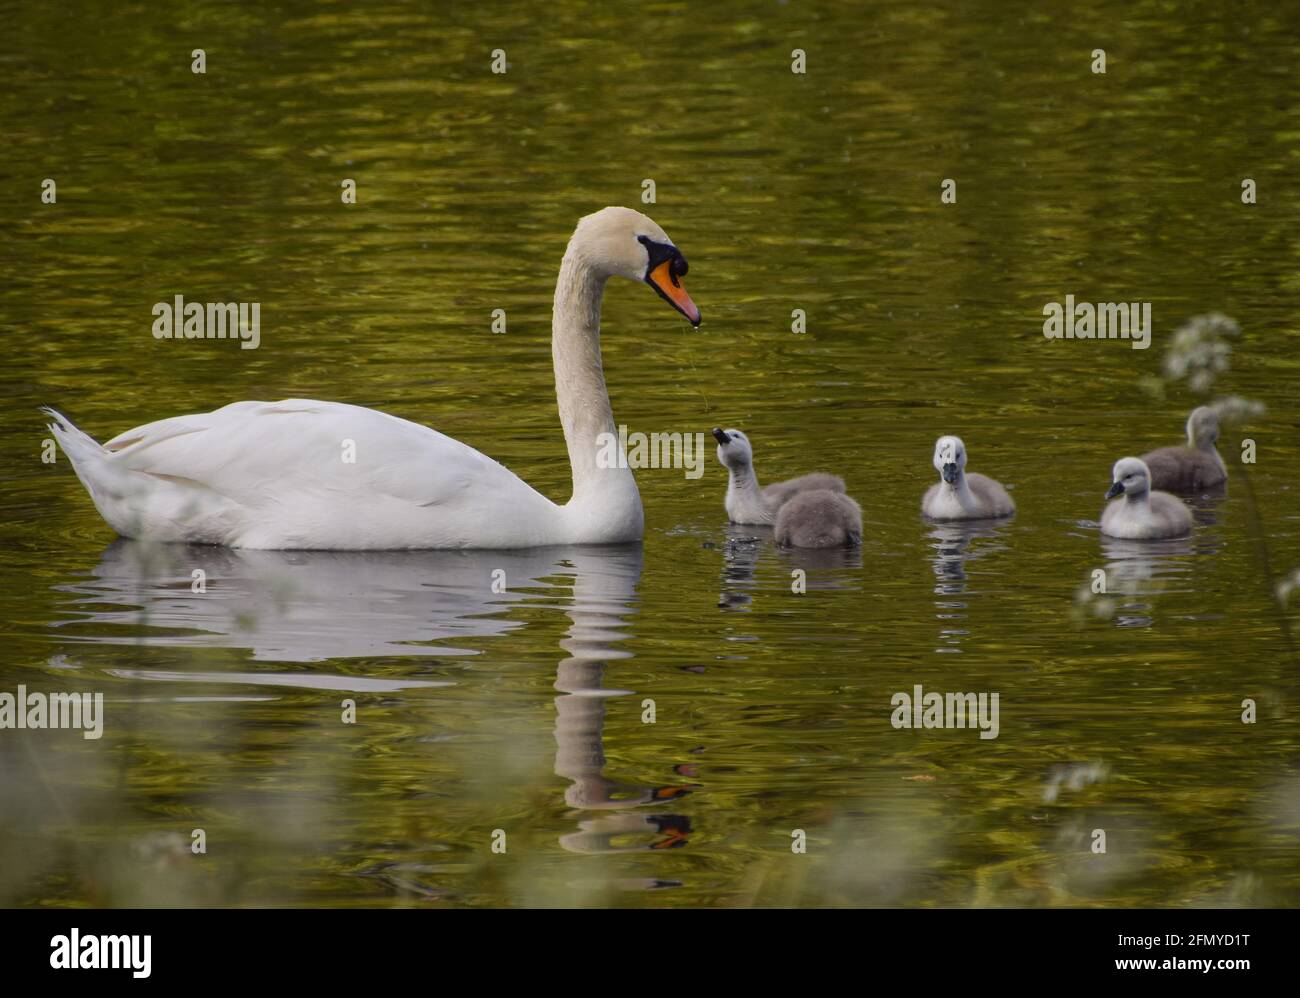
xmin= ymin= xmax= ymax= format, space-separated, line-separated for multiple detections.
xmin=646 ymin=260 xmax=701 ymax=326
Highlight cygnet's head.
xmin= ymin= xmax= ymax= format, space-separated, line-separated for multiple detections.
xmin=712 ymin=427 xmax=753 ymax=470
xmin=933 ymin=435 xmax=967 ymax=484
xmin=1186 ymin=405 xmax=1220 ymax=447
xmin=569 ymin=206 xmax=700 ymax=325
xmin=1106 ymin=457 xmax=1152 ymax=499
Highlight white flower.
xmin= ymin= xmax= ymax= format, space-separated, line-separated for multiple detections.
xmin=1162 ymin=313 xmax=1240 ymax=392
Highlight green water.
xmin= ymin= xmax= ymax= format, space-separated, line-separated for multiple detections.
xmin=2 ymin=0 xmax=1299 ymax=907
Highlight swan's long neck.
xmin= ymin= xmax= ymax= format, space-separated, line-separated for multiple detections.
xmin=727 ymin=462 xmax=773 ymax=523
xmin=945 ymin=470 xmax=976 ymax=507
xmin=1196 ymin=434 xmax=1226 ymax=471
xmin=552 ymin=247 xmax=641 ymax=520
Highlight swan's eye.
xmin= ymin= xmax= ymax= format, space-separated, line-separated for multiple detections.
xmin=638 ymin=235 xmax=674 ymax=272
xmin=639 ymin=236 xmax=688 ymax=286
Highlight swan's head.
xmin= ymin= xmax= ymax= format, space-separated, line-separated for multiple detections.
xmin=1186 ymin=405 xmax=1220 ymax=447
xmin=712 ymin=427 xmax=753 ymax=470
xmin=1106 ymin=457 xmax=1151 ymax=499
xmin=571 ymin=206 xmax=700 ymax=326
xmin=933 ymin=435 xmax=967 ymax=484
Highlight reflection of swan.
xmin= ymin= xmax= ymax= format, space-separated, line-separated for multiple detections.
xmin=779 ymin=543 xmax=863 ymax=576
xmin=559 ymin=813 xmax=692 ymax=854
xmin=56 ymin=538 xmax=693 ymax=862
xmin=718 ymin=526 xmax=768 ymax=611
xmin=926 ymin=520 xmax=1011 ymax=652
xmin=1100 ymin=534 xmax=1197 ymax=582
xmin=553 ymin=547 xmax=695 ymax=852
xmin=55 ymin=539 xmax=580 ymax=662
xmin=927 ymin=520 xmax=1009 ymax=591
xmin=715 ymin=522 xmax=862 ymax=614
xmin=44 ymin=207 xmax=700 ymax=550
xmin=1099 ymin=533 xmax=1197 ymax=628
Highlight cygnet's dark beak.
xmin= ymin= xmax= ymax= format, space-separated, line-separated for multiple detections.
xmin=711 ymin=428 xmax=730 ymax=445
xmin=941 ymin=462 xmax=959 ymax=484
xmin=1105 ymin=481 xmax=1125 ymax=499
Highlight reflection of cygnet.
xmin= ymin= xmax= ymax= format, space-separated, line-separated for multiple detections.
xmin=712 ymin=427 xmax=844 ymax=525
xmin=1100 ymin=457 xmax=1193 ymax=539
xmin=1140 ymin=406 xmax=1228 ymax=493
xmin=921 ymin=435 xmax=1015 ymax=520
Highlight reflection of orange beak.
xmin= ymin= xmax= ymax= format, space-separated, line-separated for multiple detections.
xmin=650 ymin=828 xmax=689 ymax=849
xmin=646 ymin=261 xmax=701 ymax=326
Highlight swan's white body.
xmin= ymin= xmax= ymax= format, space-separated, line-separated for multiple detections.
xmin=45 ymin=207 xmax=701 ymax=550
xmin=46 ymin=398 xmax=628 ymax=549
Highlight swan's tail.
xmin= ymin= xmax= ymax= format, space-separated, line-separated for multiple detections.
xmin=42 ymin=406 xmax=118 ymax=511
xmin=43 ymin=407 xmax=104 ymax=466
xmin=43 ymin=407 xmax=209 ymax=543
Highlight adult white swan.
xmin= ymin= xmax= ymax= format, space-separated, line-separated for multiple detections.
xmin=45 ymin=207 xmax=701 ymax=549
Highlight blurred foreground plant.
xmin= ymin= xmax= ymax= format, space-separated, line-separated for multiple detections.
xmin=1161 ymin=314 xmax=1294 ymax=662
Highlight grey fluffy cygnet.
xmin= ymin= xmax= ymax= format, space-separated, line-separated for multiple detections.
xmin=1100 ymin=457 xmax=1193 ymax=539
xmin=1140 ymin=406 xmax=1228 ymax=493
xmin=712 ymin=427 xmax=860 ymax=548
xmin=712 ymin=427 xmax=844 ymax=525
xmin=921 ymin=435 xmax=1015 ymax=521
xmin=774 ymin=489 xmax=863 ymax=548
